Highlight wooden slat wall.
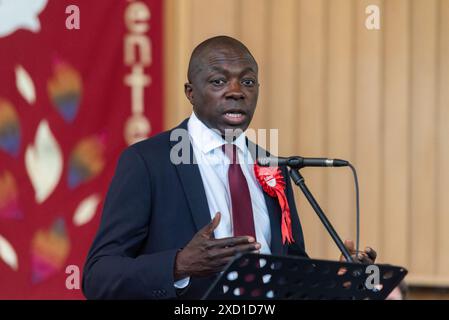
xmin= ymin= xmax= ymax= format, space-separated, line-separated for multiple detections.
xmin=438 ymin=0 xmax=449 ymax=282
xmin=410 ymin=0 xmax=438 ymax=279
xmin=295 ymin=0 xmax=328 ymax=259
xmin=163 ymin=0 xmax=449 ymax=286
xmin=383 ymin=0 xmax=410 ymax=273
xmin=355 ymin=0 xmax=383 ymax=259
xmin=326 ymin=0 xmax=356 ymax=259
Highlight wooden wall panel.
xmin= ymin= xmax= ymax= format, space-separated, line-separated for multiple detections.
xmin=266 ymin=0 xmax=297 ymax=155
xmin=437 ymin=0 xmax=449 ymax=280
xmin=237 ymin=0 xmax=270 ymax=131
xmin=295 ymin=0 xmax=328 ymax=259
xmin=354 ymin=0 xmax=383 ymax=255
xmin=383 ymin=0 xmax=410 ymax=267
xmin=190 ymin=0 xmax=239 ymax=44
xmin=410 ymin=0 xmax=438 ymax=276
xmin=326 ymin=0 xmax=356 ymax=259
xmin=163 ymin=0 xmax=449 ymax=286
xmin=164 ymin=0 xmax=192 ymax=128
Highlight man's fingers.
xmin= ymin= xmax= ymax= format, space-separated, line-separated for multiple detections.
xmin=207 ymin=236 xmax=255 ymax=249
xmin=210 ymin=243 xmax=261 ymax=259
xmin=344 ymin=239 xmax=355 ymax=253
xmin=337 ymin=267 xmax=347 ymax=276
xmin=210 ymin=212 xmax=221 ymax=231
xmin=202 ymin=212 xmax=221 ymax=236
xmin=339 ymin=239 xmax=355 ymax=262
xmin=355 ymin=253 xmax=373 ymax=264
xmin=339 ymin=242 xmax=377 ymax=263
xmin=365 ymin=247 xmax=377 ymax=261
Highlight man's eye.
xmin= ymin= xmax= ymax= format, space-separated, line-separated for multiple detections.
xmin=211 ymin=79 xmax=226 ymax=86
xmin=242 ymin=79 xmax=256 ymax=87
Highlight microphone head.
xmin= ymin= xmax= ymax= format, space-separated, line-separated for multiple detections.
xmin=258 ymin=156 xmax=349 ymax=168
xmin=333 ymin=159 xmax=349 ymax=167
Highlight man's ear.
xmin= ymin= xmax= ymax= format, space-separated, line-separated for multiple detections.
xmin=184 ymin=83 xmax=194 ymax=105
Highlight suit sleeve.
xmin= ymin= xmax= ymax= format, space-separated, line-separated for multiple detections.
xmin=82 ymin=146 xmax=179 ymax=299
xmin=282 ymin=166 xmax=309 ymax=258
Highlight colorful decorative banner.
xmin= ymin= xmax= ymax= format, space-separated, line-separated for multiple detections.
xmin=0 ymin=0 xmax=163 ymax=299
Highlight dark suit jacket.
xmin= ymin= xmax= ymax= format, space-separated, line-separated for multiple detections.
xmin=82 ymin=119 xmax=308 ymax=300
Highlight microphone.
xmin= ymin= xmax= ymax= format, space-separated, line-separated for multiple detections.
xmin=257 ymin=156 xmax=349 ymax=168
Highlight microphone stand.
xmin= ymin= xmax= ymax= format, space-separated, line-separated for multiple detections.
xmin=289 ymin=168 xmax=354 ymax=263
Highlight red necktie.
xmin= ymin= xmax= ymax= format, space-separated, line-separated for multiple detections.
xmin=222 ymin=144 xmax=257 ymax=240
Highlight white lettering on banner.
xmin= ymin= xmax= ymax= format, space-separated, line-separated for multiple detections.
xmin=123 ymin=0 xmax=152 ymax=145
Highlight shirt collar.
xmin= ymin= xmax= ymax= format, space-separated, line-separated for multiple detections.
xmin=187 ymin=111 xmax=247 ymax=155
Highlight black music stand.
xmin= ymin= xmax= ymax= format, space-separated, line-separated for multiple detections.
xmin=202 ymin=253 xmax=407 ymax=300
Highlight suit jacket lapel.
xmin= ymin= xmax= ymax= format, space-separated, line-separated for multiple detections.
xmin=170 ymin=121 xmax=289 ymax=254
xmin=171 ymin=119 xmax=211 ymax=232
xmin=263 ymin=193 xmax=286 ymax=255
xmin=246 ymin=138 xmax=287 ymax=256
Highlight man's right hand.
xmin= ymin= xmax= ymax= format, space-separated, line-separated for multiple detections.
xmin=174 ymin=212 xmax=261 ymax=280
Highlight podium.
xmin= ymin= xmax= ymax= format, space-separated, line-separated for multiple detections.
xmin=202 ymin=253 xmax=407 ymax=300
xmin=202 ymin=159 xmax=408 ymax=300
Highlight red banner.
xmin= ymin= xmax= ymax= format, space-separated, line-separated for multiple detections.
xmin=0 ymin=0 xmax=163 ymax=299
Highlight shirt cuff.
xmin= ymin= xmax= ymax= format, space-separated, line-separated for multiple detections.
xmin=174 ymin=276 xmax=190 ymax=289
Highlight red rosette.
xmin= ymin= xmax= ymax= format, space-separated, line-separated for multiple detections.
xmin=254 ymin=164 xmax=294 ymax=244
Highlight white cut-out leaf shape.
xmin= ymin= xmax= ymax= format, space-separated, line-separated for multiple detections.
xmin=0 ymin=0 xmax=48 ymax=37
xmin=15 ymin=65 xmax=36 ymax=104
xmin=25 ymin=120 xmax=63 ymax=203
xmin=73 ymin=194 xmax=101 ymax=226
xmin=0 ymin=234 xmax=18 ymax=271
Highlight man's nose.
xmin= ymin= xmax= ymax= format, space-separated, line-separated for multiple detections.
xmin=225 ymin=80 xmax=244 ymax=99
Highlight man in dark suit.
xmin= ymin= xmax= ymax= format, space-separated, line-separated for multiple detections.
xmin=82 ymin=36 xmax=375 ymax=300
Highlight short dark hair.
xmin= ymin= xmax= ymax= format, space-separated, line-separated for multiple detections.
xmin=187 ymin=35 xmax=257 ymax=82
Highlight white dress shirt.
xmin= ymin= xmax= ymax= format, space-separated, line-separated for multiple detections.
xmin=174 ymin=112 xmax=272 ymax=289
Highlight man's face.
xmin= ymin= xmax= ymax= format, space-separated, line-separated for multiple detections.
xmin=185 ymin=47 xmax=259 ymax=137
